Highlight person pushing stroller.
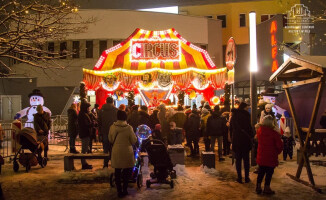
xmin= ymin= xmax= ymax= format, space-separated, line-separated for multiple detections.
xmin=33 ymin=105 xmax=51 ymax=160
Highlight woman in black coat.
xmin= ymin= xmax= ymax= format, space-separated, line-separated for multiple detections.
xmin=230 ymin=102 xmax=254 ymax=183
xmin=77 ymin=102 xmax=93 ymax=169
xmin=184 ymin=110 xmax=201 ymax=157
xmin=67 ymin=103 xmax=79 ymax=153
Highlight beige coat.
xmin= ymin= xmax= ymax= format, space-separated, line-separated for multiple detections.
xmin=109 ymin=120 xmax=137 ymax=169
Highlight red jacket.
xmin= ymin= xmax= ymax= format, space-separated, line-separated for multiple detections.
xmin=256 ymin=126 xmax=283 ymax=167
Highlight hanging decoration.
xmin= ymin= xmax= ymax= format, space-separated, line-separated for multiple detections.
xmin=102 ymin=74 xmax=120 ymax=91
xmin=157 ymin=72 xmax=173 ymax=88
xmin=192 ymin=72 xmax=209 ymax=90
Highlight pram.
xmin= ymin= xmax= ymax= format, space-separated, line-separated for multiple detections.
xmin=144 ymin=139 xmax=176 ymax=189
xmin=109 ymin=125 xmax=152 ymax=189
xmin=13 ymin=128 xmax=47 ymax=172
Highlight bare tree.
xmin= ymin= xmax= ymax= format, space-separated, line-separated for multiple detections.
xmin=0 ymin=0 xmax=94 ymax=76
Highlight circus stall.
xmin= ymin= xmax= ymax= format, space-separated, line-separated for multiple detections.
xmin=83 ymin=28 xmax=227 ymax=108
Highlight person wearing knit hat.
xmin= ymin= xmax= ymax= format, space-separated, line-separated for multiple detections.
xmin=281 ymin=127 xmax=295 ymax=161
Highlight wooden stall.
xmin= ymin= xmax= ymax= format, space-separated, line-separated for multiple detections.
xmin=269 ymin=55 xmax=326 ymax=192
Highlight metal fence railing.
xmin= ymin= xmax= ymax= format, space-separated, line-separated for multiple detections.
xmin=0 ymin=115 xmax=103 ymax=158
xmin=0 ymin=129 xmax=17 ymax=159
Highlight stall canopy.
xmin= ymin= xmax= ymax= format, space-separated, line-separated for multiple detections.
xmin=83 ymin=28 xmax=226 ymax=107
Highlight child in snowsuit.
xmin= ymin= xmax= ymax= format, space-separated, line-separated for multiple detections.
xmin=281 ymin=127 xmax=295 ymax=160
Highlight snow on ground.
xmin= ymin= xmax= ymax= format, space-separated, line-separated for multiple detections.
xmin=0 ymin=144 xmax=325 ymax=200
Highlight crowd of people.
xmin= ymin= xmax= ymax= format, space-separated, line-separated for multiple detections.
xmin=65 ymin=96 xmax=326 ymax=197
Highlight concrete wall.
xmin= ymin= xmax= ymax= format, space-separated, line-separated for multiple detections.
xmin=69 ymin=10 xmax=210 ymax=44
xmin=208 ymin=19 xmax=223 ymax=67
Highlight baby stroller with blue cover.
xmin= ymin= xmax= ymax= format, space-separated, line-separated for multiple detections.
xmin=110 ymin=124 xmax=152 ymax=189
xmin=13 ymin=128 xmax=47 ymax=172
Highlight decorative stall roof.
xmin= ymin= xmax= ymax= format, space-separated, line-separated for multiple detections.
xmin=270 ymin=55 xmax=326 ymax=83
xmin=91 ymin=28 xmax=218 ymax=73
xmin=82 ymin=28 xmax=227 ymax=107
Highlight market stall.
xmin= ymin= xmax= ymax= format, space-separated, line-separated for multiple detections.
xmin=83 ymin=28 xmax=227 ymax=108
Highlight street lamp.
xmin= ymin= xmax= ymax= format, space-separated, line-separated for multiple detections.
xmin=249 ymin=11 xmax=258 ymax=127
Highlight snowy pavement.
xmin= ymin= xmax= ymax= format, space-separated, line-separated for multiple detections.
xmin=0 ymin=145 xmax=325 ymax=200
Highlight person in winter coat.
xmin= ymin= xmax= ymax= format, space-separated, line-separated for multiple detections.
xmin=127 ymin=105 xmax=139 ymax=132
xmin=230 ymin=102 xmax=254 ymax=183
xmin=109 ymin=110 xmax=137 ymax=198
xmin=149 ymin=109 xmax=160 ymax=130
xmin=67 ymin=103 xmax=79 ymax=153
xmin=158 ymin=104 xmax=169 ymax=144
xmin=320 ymin=109 xmax=326 ymax=129
xmin=221 ymin=112 xmax=231 ymax=156
xmin=168 ymin=122 xmax=183 ymax=145
xmin=77 ymin=102 xmax=93 ymax=169
xmin=137 ymin=105 xmax=150 ymax=128
xmin=256 ymin=115 xmax=283 ymax=195
xmin=169 ymin=105 xmax=187 ymax=129
xmin=88 ymin=111 xmax=98 ymax=153
xmin=33 ymin=105 xmax=51 ymax=159
xmin=281 ymin=127 xmax=295 ymax=160
xmin=201 ymin=108 xmax=211 ymax=151
xmin=184 ymin=109 xmax=201 ymax=157
xmin=98 ymin=96 xmax=118 ymax=168
xmin=206 ymin=105 xmax=227 ymax=161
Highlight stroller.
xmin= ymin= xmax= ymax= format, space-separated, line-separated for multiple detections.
xmin=109 ymin=125 xmax=152 ymax=189
xmin=144 ymin=139 xmax=176 ymax=189
xmin=13 ymin=128 xmax=47 ymax=172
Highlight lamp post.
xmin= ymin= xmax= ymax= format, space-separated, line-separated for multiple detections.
xmin=249 ymin=11 xmax=258 ymax=127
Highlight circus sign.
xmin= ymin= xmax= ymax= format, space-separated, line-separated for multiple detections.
xmin=130 ymin=39 xmax=181 ymax=62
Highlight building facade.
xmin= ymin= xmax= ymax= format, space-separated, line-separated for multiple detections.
xmin=0 ymin=10 xmax=223 ymax=119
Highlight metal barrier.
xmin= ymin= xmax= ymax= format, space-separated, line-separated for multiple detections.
xmin=0 ymin=129 xmax=17 ymax=159
xmin=0 ymin=115 xmax=103 ymax=156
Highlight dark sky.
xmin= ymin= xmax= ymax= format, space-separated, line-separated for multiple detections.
xmin=76 ymin=0 xmax=261 ymax=9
